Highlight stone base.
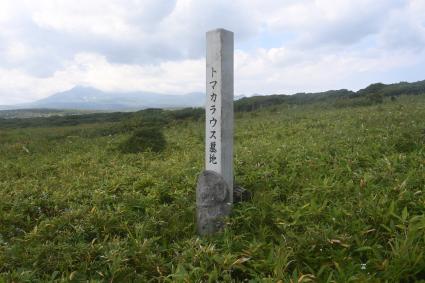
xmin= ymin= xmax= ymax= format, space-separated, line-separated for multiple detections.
xmin=196 ymin=170 xmax=231 ymax=236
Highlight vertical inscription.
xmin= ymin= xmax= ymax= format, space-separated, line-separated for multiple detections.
xmin=206 ymin=66 xmax=221 ymax=171
xmin=205 ymin=29 xmax=234 ymax=201
xmin=198 ymin=28 xmax=233 ymax=236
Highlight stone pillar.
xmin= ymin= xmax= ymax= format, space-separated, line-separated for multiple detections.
xmin=197 ymin=28 xmax=234 ymax=236
xmin=205 ymin=28 xmax=234 ymax=201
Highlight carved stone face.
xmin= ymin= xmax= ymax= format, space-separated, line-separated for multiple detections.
xmin=201 ymin=180 xmax=228 ymax=205
xmin=196 ymin=170 xmax=229 ymax=206
xmin=196 ymin=170 xmax=231 ymax=235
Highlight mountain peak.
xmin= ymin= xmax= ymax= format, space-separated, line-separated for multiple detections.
xmin=68 ymin=85 xmax=99 ymax=91
xmin=29 ymin=87 xmax=206 ymax=110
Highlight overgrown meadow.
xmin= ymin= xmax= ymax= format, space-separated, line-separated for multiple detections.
xmin=0 ymin=95 xmax=424 ymax=282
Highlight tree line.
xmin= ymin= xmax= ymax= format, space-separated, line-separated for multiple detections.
xmin=1 ymin=79 xmax=424 ymax=129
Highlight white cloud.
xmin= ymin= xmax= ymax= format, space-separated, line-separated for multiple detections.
xmin=378 ymin=0 xmax=425 ymax=50
xmin=64 ymin=53 xmax=204 ymax=94
xmin=30 ymin=0 xmax=170 ymax=38
xmin=0 ymin=52 xmax=204 ymax=104
xmin=2 ymin=41 xmax=32 ymax=63
xmin=234 ymin=46 xmax=423 ymax=95
xmin=0 ymin=0 xmax=423 ymax=105
xmin=263 ymin=0 xmax=406 ymax=47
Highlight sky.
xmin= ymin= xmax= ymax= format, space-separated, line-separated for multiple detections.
xmin=0 ymin=0 xmax=424 ymax=105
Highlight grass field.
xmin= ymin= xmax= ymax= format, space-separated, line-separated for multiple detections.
xmin=0 ymin=95 xmax=424 ymax=282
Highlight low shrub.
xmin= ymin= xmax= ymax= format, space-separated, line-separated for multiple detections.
xmin=394 ymin=130 xmax=423 ymax=153
xmin=118 ymin=126 xmax=166 ymax=153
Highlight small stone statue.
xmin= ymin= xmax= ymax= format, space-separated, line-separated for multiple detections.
xmin=196 ymin=170 xmax=231 ymax=236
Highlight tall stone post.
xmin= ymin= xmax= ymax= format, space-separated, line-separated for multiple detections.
xmin=205 ymin=28 xmax=234 ymax=196
xmin=197 ymin=28 xmax=234 ymax=236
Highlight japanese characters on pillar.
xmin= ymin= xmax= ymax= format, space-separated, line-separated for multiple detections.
xmin=197 ymin=28 xmax=233 ymax=235
xmin=205 ymin=28 xmax=233 ymax=200
xmin=206 ymin=66 xmax=221 ymax=172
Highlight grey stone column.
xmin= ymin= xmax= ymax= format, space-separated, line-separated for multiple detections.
xmin=197 ymin=28 xmax=234 ymax=236
xmin=205 ymin=28 xmax=234 ymax=201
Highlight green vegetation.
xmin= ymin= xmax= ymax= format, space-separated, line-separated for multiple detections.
xmin=356 ymin=80 xmax=425 ymax=98
xmin=0 ymin=93 xmax=424 ymax=282
xmin=236 ymin=80 xmax=425 ymax=112
xmin=2 ymin=80 xmax=424 ymax=130
xmin=0 ymin=109 xmax=100 ymax=119
xmin=119 ymin=127 xmax=167 ymax=154
xmin=0 ymin=111 xmax=133 ymax=129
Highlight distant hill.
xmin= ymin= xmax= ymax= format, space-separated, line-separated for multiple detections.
xmin=11 ymin=86 xmax=205 ymax=111
xmin=235 ymin=80 xmax=425 ymax=111
xmin=1 ymin=79 xmax=424 ymax=126
xmin=0 ymin=105 xmax=15 ymax=111
xmin=356 ymin=80 xmax=425 ymax=97
xmin=7 ymin=80 xmax=424 ymax=113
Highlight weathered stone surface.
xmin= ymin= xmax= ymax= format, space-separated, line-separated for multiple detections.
xmin=196 ymin=170 xmax=231 ymax=236
xmin=199 ymin=29 xmax=234 ymax=236
xmin=205 ymin=28 xmax=234 ymax=202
